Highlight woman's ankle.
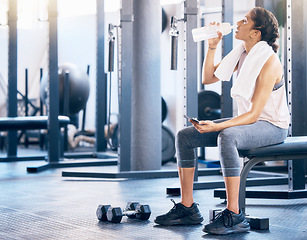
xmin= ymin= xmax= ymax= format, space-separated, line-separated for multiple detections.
xmin=227 ymin=207 xmax=239 ymax=214
xmin=181 ymin=200 xmax=194 ymax=208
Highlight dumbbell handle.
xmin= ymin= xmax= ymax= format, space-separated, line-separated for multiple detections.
xmin=204 ymin=108 xmax=221 ymax=115
xmin=122 ymin=210 xmax=138 ymax=216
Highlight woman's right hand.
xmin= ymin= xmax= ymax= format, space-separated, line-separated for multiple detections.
xmin=208 ymin=22 xmax=223 ymax=48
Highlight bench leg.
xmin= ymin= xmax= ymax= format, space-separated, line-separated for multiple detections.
xmin=239 ymin=157 xmax=265 ymax=213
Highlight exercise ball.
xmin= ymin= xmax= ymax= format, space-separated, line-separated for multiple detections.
xmin=40 ymin=63 xmax=90 ymax=116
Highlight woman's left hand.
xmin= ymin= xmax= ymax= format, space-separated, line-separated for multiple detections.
xmin=189 ymin=120 xmax=217 ymax=133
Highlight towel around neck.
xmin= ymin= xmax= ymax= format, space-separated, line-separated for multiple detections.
xmin=214 ymin=41 xmax=274 ymax=102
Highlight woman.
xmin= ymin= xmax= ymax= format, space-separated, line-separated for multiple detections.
xmin=154 ymin=7 xmax=290 ymax=235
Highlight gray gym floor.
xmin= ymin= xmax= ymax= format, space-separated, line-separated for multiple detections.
xmin=1 ymin=156 xmax=307 ymax=240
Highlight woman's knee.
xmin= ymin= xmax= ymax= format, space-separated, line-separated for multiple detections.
xmin=218 ymin=128 xmax=237 ymax=146
xmin=175 ymin=128 xmax=193 ymax=149
xmin=218 ymin=128 xmax=241 ymax=176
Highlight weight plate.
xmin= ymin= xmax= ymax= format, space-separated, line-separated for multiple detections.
xmin=162 ymin=125 xmax=175 ymax=163
xmin=198 ymin=90 xmax=221 ymax=121
xmin=162 ymin=97 xmax=167 ymax=123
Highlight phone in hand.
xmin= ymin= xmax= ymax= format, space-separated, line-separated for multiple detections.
xmin=183 ymin=115 xmax=203 ymax=125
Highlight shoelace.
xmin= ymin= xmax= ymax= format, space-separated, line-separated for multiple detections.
xmin=214 ymin=209 xmax=233 ymax=228
xmin=170 ymin=199 xmax=176 ymax=205
xmin=169 ymin=199 xmax=179 ymax=212
xmin=168 ymin=199 xmax=184 ymax=215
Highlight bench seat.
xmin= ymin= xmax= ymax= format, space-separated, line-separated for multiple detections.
xmin=0 ymin=116 xmax=70 ymax=131
xmin=239 ymin=136 xmax=307 ymax=158
xmin=237 ymin=136 xmax=307 ymax=212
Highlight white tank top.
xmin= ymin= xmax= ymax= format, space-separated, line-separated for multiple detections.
xmin=236 ymin=51 xmax=290 ymax=129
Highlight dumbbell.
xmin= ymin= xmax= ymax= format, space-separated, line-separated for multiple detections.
xmin=96 ymin=202 xmax=151 ymax=223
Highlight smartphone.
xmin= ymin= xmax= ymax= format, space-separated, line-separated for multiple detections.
xmin=183 ymin=115 xmax=202 ymax=125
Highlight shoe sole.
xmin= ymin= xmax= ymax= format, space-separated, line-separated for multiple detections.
xmin=154 ymin=214 xmax=204 ymax=226
xmin=203 ymin=220 xmax=250 ymax=235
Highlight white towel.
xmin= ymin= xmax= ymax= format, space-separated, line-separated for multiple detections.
xmin=214 ymin=41 xmax=274 ymax=101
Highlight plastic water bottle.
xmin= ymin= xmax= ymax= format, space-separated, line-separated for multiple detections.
xmin=192 ymin=23 xmax=235 ymax=42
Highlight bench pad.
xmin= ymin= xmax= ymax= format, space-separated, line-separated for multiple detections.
xmin=239 ymin=136 xmax=307 ymax=158
xmin=0 ymin=116 xmax=70 ymax=131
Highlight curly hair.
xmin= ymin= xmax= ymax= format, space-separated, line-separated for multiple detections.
xmin=250 ymin=7 xmax=280 ymax=53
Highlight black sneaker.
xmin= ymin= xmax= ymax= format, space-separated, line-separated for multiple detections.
xmin=203 ymin=209 xmax=250 ymax=235
xmin=154 ymin=199 xmax=204 ymax=226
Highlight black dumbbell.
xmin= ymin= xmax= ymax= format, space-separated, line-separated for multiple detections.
xmin=96 ymin=205 xmax=111 ymax=221
xmin=96 ymin=205 xmax=123 ymax=223
xmin=120 ymin=203 xmax=151 ymax=221
xmin=125 ymin=202 xmax=140 ymax=219
xmin=96 ymin=202 xmax=151 ymax=223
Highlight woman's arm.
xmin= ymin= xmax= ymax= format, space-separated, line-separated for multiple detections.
xmin=202 ymin=28 xmax=238 ymax=85
xmin=193 ymin=54 xmax=281 ymax=133
xmin=202 ymin=27 xmax=223 ymax=85
xmin=202 ymin=46 xmax=220 ymax=85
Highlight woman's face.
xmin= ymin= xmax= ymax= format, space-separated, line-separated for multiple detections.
xmin=235 ymin=11 xmax=257 ymax=41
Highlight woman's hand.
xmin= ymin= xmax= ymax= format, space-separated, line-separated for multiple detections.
xmin=208 ymin=22 xmax=223 ymax=48
xmin=189 ymin=119 xmax=218 ymax=133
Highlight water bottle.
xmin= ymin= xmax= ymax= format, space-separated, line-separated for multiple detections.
xmin=192 ymin=23 xmax=235 ymax=42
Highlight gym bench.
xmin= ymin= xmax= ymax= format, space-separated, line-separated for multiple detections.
xmin=0 ymin=116 xmax=70 ymax=131
xmin=214 ymin=136 xmax=307 ymax=213
xmin=0 ymin=116 xmax=70 ymax=161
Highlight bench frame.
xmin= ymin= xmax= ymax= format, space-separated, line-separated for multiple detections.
xmin=0 ymin=116 xmax=70 ymax=162
xmin=0 ymin=116 xmax=118 ymax=172
xmin=239 ymin=153 xmax=307 ymax=213
xmin=213 ymin=136 xmax=307 ymax=213
xmin=165 ymin=137 xmax=307 ymax=215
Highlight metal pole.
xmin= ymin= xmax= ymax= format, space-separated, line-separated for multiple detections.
xmin=96 ymin=0 xmax=107 ymax=152
xmin=131 ymin=0 xmax=161 ymax=171
xmin=25 ymin=69 xmax=29 ymax=116
xmin=7 ymin=0 xmax=18 ymax=157
xmin=48 ymin=0 xmax=60 ymax=163
xmin=221 ymin=0 xmax=233 ymax=118
xmin=288 ymin=0 xmax=306 ymax=190
xmin=118 ymin=0 xmax=133 ymax=171
xmin=184 ymin=0 xmax=198 ymax=122
xmin=183 ymin=0 xmax=198 ymax=180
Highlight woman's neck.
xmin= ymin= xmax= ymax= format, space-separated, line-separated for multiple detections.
xmin=244 ymin=40 xmax=260 ymax=54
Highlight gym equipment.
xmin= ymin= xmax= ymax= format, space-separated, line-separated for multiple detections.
xmin=161 ymin=97 xmax=167 ymax=123
xmin=0 ymin=116 xmax=70 ymax=162
xmin=260 ymin=0 xmax=286 ymax=26
xmin=238 ymin=137 xmax=307 ymax=212
xmin=161 ymin=8 xmax=167 ymax=33
xmin=246 ymin=217 xmax=269 ymax=230
xmin=63 ymin=0 xmax=204 ymax=179
xmin=212 ymin=136 xmax=307 ymax=230
xmin=7 ymin=0 xmax=18 ymax=158
xmin=40 ymin=63 xmax=90 ymax=116
xmin=162 ymin=125 xmax=175 ymax=165
xmin=169 ymin=16 xmax=180 ymax=70
xmin=17 ymin=69 xmax=42 ymax=147
xmin=0 ymin=73 xmax=7 ymax=118
xmin=96 ymin=202 xmax=151 ymax=223
xmin=198 ymin=90 xmax=221 ymax=121
xmin=0 ymin=116 xmax=69 ymax=131
xmin=103 ymin=124 xmax=175 ymax=164
xmin=209 ymin=209 xmax=222 ymax=223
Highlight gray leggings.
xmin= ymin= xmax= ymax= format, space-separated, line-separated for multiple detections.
xmin=176 ymin=119 xmax=288 ymax=177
